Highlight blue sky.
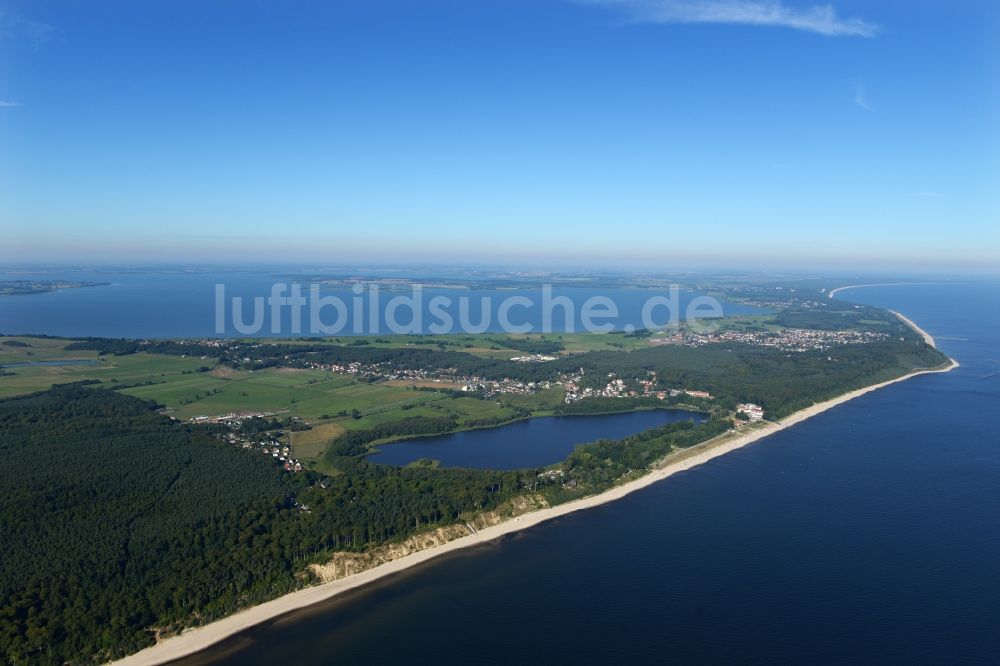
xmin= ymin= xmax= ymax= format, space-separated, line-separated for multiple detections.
xmin=1 ymin=0 xmax=997 ymax=271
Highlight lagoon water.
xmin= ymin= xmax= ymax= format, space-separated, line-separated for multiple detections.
xmin=366 ymin=409 xmax=707 ymax=469
xmin=0 ymin=270 xmax=758 ymax=338
xmin=174 ymin=282 xmax=1000 ymax=665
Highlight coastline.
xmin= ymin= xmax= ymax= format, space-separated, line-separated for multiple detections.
xmin=892 ymin=310 xmax=938 ymax=347
xmin=112 ymin=296 xmax=959 ymax=666
xmin=827 ymin=282 xmax=954 ymax=301
xmin=827 ymin=283 xmax=939 ymax=349
xmin=112 ymin=355 xmax=958 ymax=666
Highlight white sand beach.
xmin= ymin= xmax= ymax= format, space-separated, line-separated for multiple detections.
xmin=827 ymin=282 xmax=954 ymax=301
xmin=892 ymin=310 xmax=938 ymax=347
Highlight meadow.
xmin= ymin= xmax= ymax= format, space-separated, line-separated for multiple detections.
xmin=0 ymin=335 xmax=567 ymax=462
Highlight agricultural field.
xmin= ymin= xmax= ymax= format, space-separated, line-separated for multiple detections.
xmin=0 ymin=336 xmax=104 ymax=364
xmin=713 ymin=314 xmax=784 ymax=332
xmin=264 ymin=332 xmax=652 ymax=356
xmin=0 ymin=339 xmax=210 ymax=398
xmin=0 ymin=335 xmax=550 ymax=461
xmin=290 ymin=421 xmax=345 ymax=460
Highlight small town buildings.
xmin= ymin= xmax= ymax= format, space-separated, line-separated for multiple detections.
xmin=737 ymin=403 xmax=765 ymax=421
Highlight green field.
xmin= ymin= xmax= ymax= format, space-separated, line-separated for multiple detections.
xmin=0 ymin=322 xmax=768 ymax=465
xmin=0 ymin=341 xmax=210 ymax=398
xmin=0 ymin=335 xmax=567 ymax=462
xmin=243 ymin=331 xmax=656 ymax=355
xmin=714 ymin=314 xmax=784 ymax=332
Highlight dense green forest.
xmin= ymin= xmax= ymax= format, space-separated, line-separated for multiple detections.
xmin=0 ymin=386 xmax=541 ymax=664
xmin=325 ymin=414 xmax=461 ymax=457
xmin=550 ymin=418 xmax=732 ymax=503
xmin=0 ymin=386 xmax=298 ymax=663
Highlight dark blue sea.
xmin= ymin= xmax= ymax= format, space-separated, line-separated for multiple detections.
xmin=171 ymin=282 xmax=1000 ymax=665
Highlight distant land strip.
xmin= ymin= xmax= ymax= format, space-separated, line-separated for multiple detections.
xmin=827 ymin=282 xmax=957 ymax=300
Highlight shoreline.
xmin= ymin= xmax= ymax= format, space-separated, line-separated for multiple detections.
xmin=112 ymin=357 xmax=958 ymax=666
xmin=827 ymin=282 xmax=955 ymax=301
xmin=826 ymin=284 xmax=939 ymax=349
xmin=892 ymin=310 xmax=938 ymax=348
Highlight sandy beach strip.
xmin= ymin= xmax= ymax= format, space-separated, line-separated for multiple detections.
xmin=828 ymin=284 xmax=940 ymax=348
xmin=111 ymin=362 xmax=958 ymax=666
xmin=828 ymin=282 xmax=910 ymax=300
xmin=827 ymin=282 xmax=955 ymax=301
xmin=891 ymin=310 xmax=938 ymax=347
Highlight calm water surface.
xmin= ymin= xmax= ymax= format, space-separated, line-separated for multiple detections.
xmin=366 ymin=409 xmax=706 ymax=469
xmin=0 ymin=271 xmax=759 ymax=338
xmin=174 ymin=283 xmax=1000 ymax=665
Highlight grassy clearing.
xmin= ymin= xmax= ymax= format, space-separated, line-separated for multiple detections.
xmin=264 ymin=332 xmax=641 ymax=358
xmin=384 ymin=379 xmax=467 ymax=389
xmin=0 ymin=336 xmax=103 ymax=364
xmin=0 ymin=351 xmax=208 ymax=398
xmin=551 ymin=332 xmax=647 ymax=353
xmin=119 ymin=371 xmax=432 ymax=420
xmin=498 ymin=385 xmax=565 ymax=411
xmin=715 ymin=314 xmax=782 ymax=332
xmin=291 ymin=421 xmax=346 ymax=459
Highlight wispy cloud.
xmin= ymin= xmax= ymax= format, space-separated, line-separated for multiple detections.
xmin=854 ymin=87 xmax=873 ymax=111
xmin=0 ymin=100 xmax=21 ymax=108
xmin=581 ymin=0 xmax=878 ymax=38
xmin=0 ymin=9 xmax=58 ymax=48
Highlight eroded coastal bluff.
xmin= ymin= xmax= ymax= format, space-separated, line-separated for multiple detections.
xmin=112 ymin=313 xmax=957 ymax=666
